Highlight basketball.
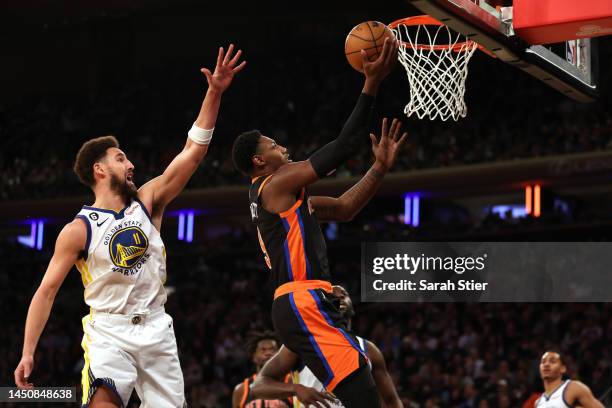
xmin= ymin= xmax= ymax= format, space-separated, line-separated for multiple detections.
xmin=345 ymin=21 xmax=395 ymax=72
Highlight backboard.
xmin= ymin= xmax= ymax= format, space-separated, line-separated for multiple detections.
xmin=406 ymin=0 xmax=604 ymax=102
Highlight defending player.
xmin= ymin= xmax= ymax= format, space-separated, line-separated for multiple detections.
xmin=14 ymin=45 xmax=245 ymax=407
xmin=248 ymin=285 xmax=403 ymax=408
xmin=535 ymin=350 xmax=604 ymax=408
xmin=232 ymin=330 xmax=291 ymax=408
xmin=231 ymin=38 xmax=404 ymax=407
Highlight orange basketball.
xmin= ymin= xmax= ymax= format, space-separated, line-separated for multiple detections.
xmin=345 ymin=21 xmax=395 ymax=72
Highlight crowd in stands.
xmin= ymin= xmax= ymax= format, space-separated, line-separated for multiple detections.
xmin=2 ymin=222 xmax=611 ymax=407
xmin=1 ymin=46 xmax=611 ymax=201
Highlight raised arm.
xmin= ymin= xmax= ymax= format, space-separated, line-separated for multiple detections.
xmin=139 ymin=44 xmax=246 ymax=220
xmin=249 ymin=346 xmax=335 ymax=407
xmin=263 ymin=38 xmax=399 ymax=199
xmin=367 ymin=340 xmax=404 ymax=408
xmin=309 ymin=117 xmax=407 ymax=222
xmin=14 ymin=219 xmax=86 ymax=388
xmin=567 ymin=381 xmax=605 ymax=408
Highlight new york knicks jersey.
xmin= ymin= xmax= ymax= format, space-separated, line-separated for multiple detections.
xmin=535 ymin=380 xmax=572 ymax=408
xmin=74 ymin=199 xmax=167 ymax=314
xmin=239 ymin=374 xmax=291 ymax=408
xmin=293 ymin=337 xmax=369 ymax=408
xmin=249 ymin=175 xmax=331 ymax=288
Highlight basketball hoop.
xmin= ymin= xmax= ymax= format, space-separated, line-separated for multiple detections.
xmin=389 ymin=16 xmax=486 ymax=121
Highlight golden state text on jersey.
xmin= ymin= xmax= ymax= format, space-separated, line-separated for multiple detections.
xmin=74 ymin=199 xmax=167 ymax=314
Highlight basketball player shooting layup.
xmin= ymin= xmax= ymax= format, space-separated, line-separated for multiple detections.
xmin=231 ymin=37 xmax=404 ymax=408
xmin=536 ymin=351 xmax=604 ymax=408
xmin=14 ymin=44 xmax=245 ymax=407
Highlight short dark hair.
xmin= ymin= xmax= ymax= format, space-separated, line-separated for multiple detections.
xmin=232 ymin=130 xmax=262 ymax=176
xmin=246 ymin=330 xmax=277 ymax=357
xmin=543 ymin=350 xmax=565 ymax=365
xmin=73 ymin=136 xmax=119 ymax=187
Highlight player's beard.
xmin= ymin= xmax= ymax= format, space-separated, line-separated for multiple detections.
xmin=110 ymin=173 xmax=138 ymax=205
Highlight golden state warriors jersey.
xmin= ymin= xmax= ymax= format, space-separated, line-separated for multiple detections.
xmin=74 ymin=199 xmax=167 ymax=314
xmin=535 ymin=380 xmax=572 ymax=408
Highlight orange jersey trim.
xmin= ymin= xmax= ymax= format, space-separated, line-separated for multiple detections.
xmin=239 ymin=377 xmax=250 ymax=408
xmin=258 ymin=175 xmax=274 ymax=195
xmin=274 ymin=280 xmax=332 ymax=299
xmin=279 ymin=189 xmax=304 ymax=218
xmin=282 ymin=210 xmax=309 ymax=281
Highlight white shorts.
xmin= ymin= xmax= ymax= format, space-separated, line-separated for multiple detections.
xmin=80 ymin=307 xmax=185 ymax=408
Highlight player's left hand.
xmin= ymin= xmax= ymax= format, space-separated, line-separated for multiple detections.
xmin=294 ymin=384 xmax=337 ymax=408
xmin=201 ymin=43 xmax=246 ymax=93
xmin=370 ymin=117 xmax=408 ymax=171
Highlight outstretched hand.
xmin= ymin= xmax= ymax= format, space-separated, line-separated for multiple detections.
xmin=370 ymin=117 xmax=408 ymax=171
xmin=361 ymin=37 xmax=399 ymax=82
xmin=201 ymin=44 xmax=246 ymax=93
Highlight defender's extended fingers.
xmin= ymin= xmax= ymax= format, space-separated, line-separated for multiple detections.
xmin=216 ymin=47 xmax=224 ymax=67
xmin=229 ymin=49 xmax=242 ymax=66
xmin=232 ymin=60 xmax=247 ymax=73
xmin=223 ymin=44 xmax=235 ymax=65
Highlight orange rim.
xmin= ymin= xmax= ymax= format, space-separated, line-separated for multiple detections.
xmin=389 ymin=15 xmax=490 ymax=54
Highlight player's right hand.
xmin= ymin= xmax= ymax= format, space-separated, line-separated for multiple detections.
xmin=361 ymin=37 xmax=399 ymax=83
xmin=14 ymin=355 xmax=34 ymax=389
xmin=294 ymin=384 xmax=337 ymax=408
xmin=201 ymin=43 xmax=246 ymax=94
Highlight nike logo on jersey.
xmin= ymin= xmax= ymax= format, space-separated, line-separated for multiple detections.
xmin=97 ymin=218 xmax=109 ymax=227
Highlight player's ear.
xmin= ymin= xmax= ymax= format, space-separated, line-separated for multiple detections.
xmin=93 ymin=161 xmax=106 ymax=180
xmin=252 ymin=154 xmax=265 ymax=167
xmin=560 ymin=364 xmax=567 ymax=375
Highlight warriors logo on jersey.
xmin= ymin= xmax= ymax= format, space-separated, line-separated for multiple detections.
xmin=109 ymin=226 xmax=149 ymax=268
xmin=74 ymin=199 xmax=167 ymax=314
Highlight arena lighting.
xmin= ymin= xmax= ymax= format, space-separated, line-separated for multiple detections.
xmin=186 ymin=212 xmax=194 ymax=243
xmin=17 ymin=220 xmax=45 ymax=250
xmin=403 ymin=194 xmax=420 ymax=227
xmin=177 ymin=213 xmax=185 ymax=241
xmin=524 ymin=184 xmax=541 ymax=217
xmin=491 ymin=205 xmax=528 ymax=219
xmin=525 ymin=186 xmax=532 ymax=215
xmin=534 ymin=185 xmax=541 ymax=218
xmin=172 ymin=210 xmax=198 ymax=242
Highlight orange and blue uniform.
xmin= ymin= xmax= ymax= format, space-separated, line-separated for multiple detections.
xmin=239 ymin=374 xmax=292 ymax=408
xmin=249 ymin=176 xmax=368 ymax=392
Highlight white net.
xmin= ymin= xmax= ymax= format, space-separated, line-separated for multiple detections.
xmin=392 ymin=18 xmax=478 ymax=121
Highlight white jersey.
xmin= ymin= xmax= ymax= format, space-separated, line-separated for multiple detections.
xmin=535 ymin=380 xmax=572 ymax=408
xmin=295 ymin=337 xmax=369 ymax=408
xmin=74 ymin=199 xmax=167 ymax=314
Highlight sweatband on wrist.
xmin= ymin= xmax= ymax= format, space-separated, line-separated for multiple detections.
xmin=188 ymin=123 xmax=214 ymax=145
